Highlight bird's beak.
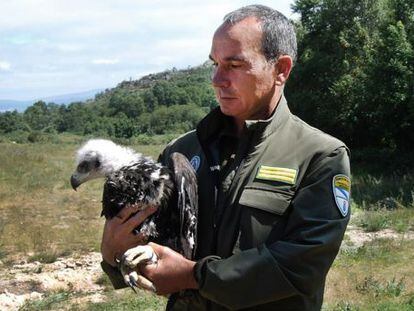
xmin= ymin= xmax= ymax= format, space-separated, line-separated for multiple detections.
xmin=70 ymin=174 xmax=81 ymax=191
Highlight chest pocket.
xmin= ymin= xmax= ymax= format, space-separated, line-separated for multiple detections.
xmin=235 ymin=186 xmax=292 ymax=252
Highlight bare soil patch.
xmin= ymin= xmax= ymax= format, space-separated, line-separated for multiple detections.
xmin=0 ymin=252 xmax=104 ymax=310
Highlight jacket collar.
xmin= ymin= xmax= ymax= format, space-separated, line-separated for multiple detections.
xmin=197 ymin=94 xmax=291 ymax=144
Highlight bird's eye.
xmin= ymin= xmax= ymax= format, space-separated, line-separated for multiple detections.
xmin=95 ymin=160 xmax=101 ymax=168
xmin=77 ymin=161 xmax=90 ymax=173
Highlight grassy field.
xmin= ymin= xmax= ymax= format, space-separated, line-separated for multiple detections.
xmin=0 ymin=135 xmax=413 ymax=310
xmin=0 ymin=135 xmax=164 ymax=256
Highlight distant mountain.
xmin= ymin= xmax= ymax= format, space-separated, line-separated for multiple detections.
xmin=40 ymin=89 xmax=104 ymax=105
xmin=0 ymin=89 xmax=104 ymax=112
xmin=0 ymin=100 xmax=33 ymax=112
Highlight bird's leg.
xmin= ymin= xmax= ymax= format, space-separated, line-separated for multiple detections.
xmin=120 ymin=245 xmax=158 ymax=292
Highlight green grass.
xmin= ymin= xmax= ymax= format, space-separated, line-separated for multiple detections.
xmin=358 ymin=210 xmax=390 ymax=232
xmin=19 ymin=289 xmax=167 ymax=311
xmin=27 ymin=249 xmax=72 ymax=264
xmin=324 ymin=238 xmax=414 ymax=309
xmin=19 ymin=292 xmax=72 ymax=311
xmin=28 ymin=252 xmax=58 ymax=264
xmin=0 ymin=219 xmax=6 ymax=260
xmin=352 ymin=207 xmax=414 ymax=233
xmin=85 ymin=290 xmax=166 ymax=311
xmin=351 ymin=171 xmax=414 ymax=210
xmin=356 ymin=276 xmax=405 ymax=298
xmin=324 ymin=298 xmax=414 ymax=311
xmin=340 ymin=238 xmax=408 ymax=265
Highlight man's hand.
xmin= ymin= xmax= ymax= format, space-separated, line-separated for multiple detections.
xmin=101 ymin=204 xmax=158 ymax=267
xmin=141 ymin=242 xmax=199 ymax=295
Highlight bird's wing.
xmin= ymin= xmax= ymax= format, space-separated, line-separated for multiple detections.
xmin=167 ymin=152 xmax=198 ymax=259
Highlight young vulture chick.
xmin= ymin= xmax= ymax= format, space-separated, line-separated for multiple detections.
xmin=70 ymin=139 xmax=198 ymax=292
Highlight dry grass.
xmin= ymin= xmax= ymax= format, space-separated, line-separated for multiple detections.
xmin=324 ymin=238 xmax=414 ymax=310
xmin=0 ymin=138 xmax=164 ymax=257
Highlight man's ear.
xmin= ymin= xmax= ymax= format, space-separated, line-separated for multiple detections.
xmin=274 ymin=55 xmax=293 ymax=86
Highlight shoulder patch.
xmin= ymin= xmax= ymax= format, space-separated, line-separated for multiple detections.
xmin=190 ymin=155 xmax=201 ymax=172
xmin=256 ymin=165 xmax=298 ymax=185
xmin=333 ymin=174 xmax=351 ymax=217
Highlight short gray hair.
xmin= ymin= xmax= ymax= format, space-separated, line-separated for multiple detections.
xmin=223 ymin=4 xmax=297 ymax=63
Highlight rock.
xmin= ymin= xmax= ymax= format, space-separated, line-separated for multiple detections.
xmin=29 ymin=291 xmax=43 ymax=300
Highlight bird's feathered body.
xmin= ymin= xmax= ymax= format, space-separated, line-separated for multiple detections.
xmin=71 ymin=139 xmax=198 ymax=260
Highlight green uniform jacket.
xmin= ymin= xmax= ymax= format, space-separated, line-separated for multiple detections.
xmin=102 ymin=95 xmax=351 ymax=310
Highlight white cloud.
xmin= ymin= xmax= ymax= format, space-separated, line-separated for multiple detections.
xmin=0 ymin=61 xmax=11 ymax=71
xmin=92 ymin=59 xmax=120 ymax=65
xmin=55 ymin=43 xmax=84 ymax=52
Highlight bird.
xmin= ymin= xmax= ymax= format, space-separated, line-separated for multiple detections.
xmin=70 ymin=139 xmax=198 ymax=292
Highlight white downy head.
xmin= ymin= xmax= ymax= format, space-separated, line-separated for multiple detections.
xmin=70 ymin=139 xmax=142 ymax=190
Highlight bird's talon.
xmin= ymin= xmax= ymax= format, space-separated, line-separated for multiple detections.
xmin=130 ymin=276 xmax=136 ymax=285
xmin=122 ymin=245 xmax=156 ymax=269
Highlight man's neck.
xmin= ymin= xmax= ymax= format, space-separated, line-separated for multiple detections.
xmin=233 ymin=93 xmax=282 ymax=136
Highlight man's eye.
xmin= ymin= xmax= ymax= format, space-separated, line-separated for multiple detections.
xmin=208 ymin=59 xmax=218 ymax=67
xmin=230 ymin=63 xmax=242 ymax=69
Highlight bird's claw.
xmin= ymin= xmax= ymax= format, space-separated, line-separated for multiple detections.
xmin=120 ymin=245 xmax=158 ymax=293
xmin=122 ymin=245 xmax=158 ymax=268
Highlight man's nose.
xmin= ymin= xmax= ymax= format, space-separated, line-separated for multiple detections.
xmin=211 ymin=67 xmax=230 ymax=88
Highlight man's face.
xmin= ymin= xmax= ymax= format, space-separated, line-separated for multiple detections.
xmin=209 ymin=17 xmax=278 ymax=122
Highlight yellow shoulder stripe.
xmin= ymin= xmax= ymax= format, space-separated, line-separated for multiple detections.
xmin=256 ymin=166 xmax=298 ymax=184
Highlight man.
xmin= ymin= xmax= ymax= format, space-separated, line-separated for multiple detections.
xmin=101 ymin=5 xmax=351 ymax=310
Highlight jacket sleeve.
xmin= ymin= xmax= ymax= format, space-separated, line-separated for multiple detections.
xmin=196 ymin=147 xmax=351 ymax=309
xmin=100 ymin=260 xmax=128 ymax=289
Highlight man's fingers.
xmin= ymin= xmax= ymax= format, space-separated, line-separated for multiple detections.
xmin=128 ymin=232 xmax=147 ymax=245
xmin=115 ymin=204 xmax=143 ymax=223
xmin=125 ymin=205 xmax=158 ymax=231
xmin=147 ymin=242 xmax=162 ymax=255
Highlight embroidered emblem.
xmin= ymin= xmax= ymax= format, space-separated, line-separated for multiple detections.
xmin=333 ymin=174 xmax=351 ymax=217
xmin=256 ymin=165 xmax=298 ymax=185
xmin=190 ymin=155 xmax=201 ymax=172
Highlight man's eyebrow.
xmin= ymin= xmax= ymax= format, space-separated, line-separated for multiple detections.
xmin=208 ymin=55 xmax=248 ymax=62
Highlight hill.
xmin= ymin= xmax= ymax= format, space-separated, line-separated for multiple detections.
xmin=0 ymin=89 xmax=104 ymax=112
xmin=0 ymin=63 xmax=216 ymax=141
xmin=40 ymin=89 xmax=103 ymax=105
xmin=0 ymin=99 xmax=33 ymax=112
xmin=92 ymin=63 xmax=214 ymax=109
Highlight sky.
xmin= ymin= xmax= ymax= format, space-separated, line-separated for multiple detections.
xmin=0 ymin=0 xmax=296 ymax=100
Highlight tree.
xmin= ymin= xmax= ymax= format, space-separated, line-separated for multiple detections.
xmin=0 ymin=111 xmax=25 ymax=133
xmin=108 ymin=90 xmax=145 ymax=118
xmin=289 ymin=0 xmax=414 ymax=151
xmin=148 ymin=104 xmax=205 ymax=134
xmin=365 ymin=21 xmax=414 ymax=149
xmin=23 ymin=101 xmax=54 ymax=131
xmin=58 ymin=102 xmax=96 ymax=134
